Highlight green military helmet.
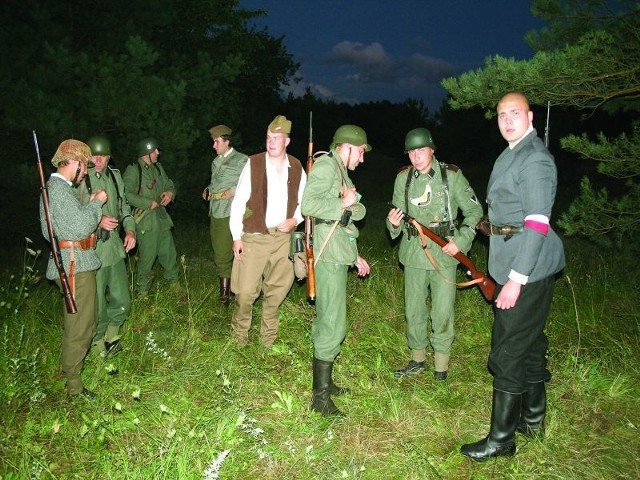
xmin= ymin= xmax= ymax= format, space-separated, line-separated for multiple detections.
xmin=86 ymin=136 xmax=111 ymax=156
xmin=404 ymin=127 xmax=436 ymax=153
xmin=138 ymin=138 xmax=159 ymax=157
xmin=331 ymin=125 xmax=372 ymax=152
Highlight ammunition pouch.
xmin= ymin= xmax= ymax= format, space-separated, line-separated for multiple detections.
xmin=97 ymin=227 xmax=111 ymax=242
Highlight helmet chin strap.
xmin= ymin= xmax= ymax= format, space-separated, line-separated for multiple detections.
xmin=71 ymin=161 xmax=83 ymax=187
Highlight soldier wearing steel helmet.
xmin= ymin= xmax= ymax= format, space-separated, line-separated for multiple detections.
xmin=123 ymin=138 xmax=180 ymax=296
xmin=39 ymin=139 xmax=107 ymax=397
xmin=77 ymin=136 xmax=136 ymax=358
xmin=301 ymin=124 xmax=372 ymax=416
xmin=387 ymin=127 xmax=483 ymax=381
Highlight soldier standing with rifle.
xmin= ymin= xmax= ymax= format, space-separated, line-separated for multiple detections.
xmin=301 ymin=124 xmax=371 ymax=416
xmin=38 ymin=138 xmax=107 ymax=397
xmin=79 ymin=136 xmax=136 ymax=358
xmin=387 ymin=128 xmax=483 ymax=381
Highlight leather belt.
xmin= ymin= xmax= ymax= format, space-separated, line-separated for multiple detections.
xmin=58 ymin=233 xmax=97 ymax=250
xmin=490 ymin=224 xmax=523 ymax=236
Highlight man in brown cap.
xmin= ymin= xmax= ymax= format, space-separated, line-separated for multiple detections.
xmin=229 ymin=115 xmax=307 ymax=347
xmin=39 ymin=139 xmax=107 ymax=397
xmin=202 ymin=125 xmax=248 ymax=304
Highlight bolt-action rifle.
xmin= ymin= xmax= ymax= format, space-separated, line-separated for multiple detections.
xmin=34 ymin=131 xmax=77 ymax=314
xmin=305 ymin=112 xmax=316 ymax=303
xmin=389 ymin=203 xmax=496 ymax=302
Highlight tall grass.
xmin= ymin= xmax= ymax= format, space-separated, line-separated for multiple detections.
xmin=1 ymin=218 xmax=639 ymax=479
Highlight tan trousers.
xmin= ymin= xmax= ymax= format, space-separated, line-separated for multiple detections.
xmin=59 ymin=271 xmax=97 ymax=394
xmin=230 ymin=230 xmax=294 ymax=347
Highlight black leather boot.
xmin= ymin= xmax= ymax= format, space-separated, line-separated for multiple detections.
xmin=219 ymin=277 xmax=231 ymax=305
xmin=517 ymin=381 xmax=546 ymax=437
xmin=460 ymin=389 xmax=521 ymax=461
xmin=311 ymin=358 xmax=344 ymax=416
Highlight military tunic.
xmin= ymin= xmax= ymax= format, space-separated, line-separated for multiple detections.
xmin=206 ymin=148 xmax=248 ymax=278
xmin=123 ymin=158 xmax=179 ymax=293
xmin=301 ymin=150 xmax=365 ymax=361
xmin=486 ymin=129 xmax=565 ymax=393
xmin=77 ymin=166 xmax=136 ymax=346
xmin=386 ymin=161 xmax=483 ymax=355
xmin=40 ymin=174 xmax=103 ymax=393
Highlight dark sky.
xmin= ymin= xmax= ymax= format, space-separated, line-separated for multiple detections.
xmin=240 ymin=0 xmax=545 ymax=110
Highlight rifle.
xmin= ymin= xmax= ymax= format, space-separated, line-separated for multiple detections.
xmin=544 ymin=100 xmax=551 ymax=148
xmin=304 ymin=112 xmax=316 ymax=303
xmin=389 ymin=203 xmax=496 ymax=302
xmin=34 ymin=131 xmax=78 ymax=314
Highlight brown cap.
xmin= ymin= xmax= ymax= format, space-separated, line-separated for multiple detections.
xmin=268 ymin=115 xmax=291 ymax=134
xmin=51 ymin=139 xmax=92 ymax=167
xmin=208 ymin=124 xmax=232 ymax=139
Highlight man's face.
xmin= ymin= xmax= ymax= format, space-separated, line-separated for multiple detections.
xmin=345 ymin=144 xmax=365 ymax=171
xmin=147 ymin=148 xmax=160 ymax=164
xmin=408 ymin=147 xmax=434 ymax=175
xmin=92 ymin=155 xmax=110 ymax=174
xmin=213 ymin=137 xmax=230 ymax=156
xmin=266 ymin=132 xmax=289 ymax=159
xmin=497 ymin=94 xmax=533 ymax=143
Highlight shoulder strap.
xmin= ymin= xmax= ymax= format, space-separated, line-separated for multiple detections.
xmin=438 ymin=161 xmax=455 ymax=236
xmin=404 ymin=167 xmax=415 ymax=213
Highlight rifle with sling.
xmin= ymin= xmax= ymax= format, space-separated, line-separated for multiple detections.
xmin=389 ymin=203 xmax=496 ymax=302
xmin=34 ymin=131 xmax=78 ymax=314
xmin=305 ymin=112 xmax=316 ymax=303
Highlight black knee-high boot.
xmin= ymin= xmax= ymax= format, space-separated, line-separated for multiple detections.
xmin=311 ymin=358 xmax=344 ymax=416
xmin=460 ymin=389 xmax=521 ymax=461
xmin=517 ymin=381 xmax=546 ymax=437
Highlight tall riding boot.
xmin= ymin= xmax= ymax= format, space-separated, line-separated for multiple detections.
xmin=517 ymin=381 xmax=546 ymax=437
xmin=460 ymin=389 xmax=521 ymax=461
xmin=311 ymin=358 xmax=344 ymax=416
xmin=219 ymin=277 xmax=231 ymax=305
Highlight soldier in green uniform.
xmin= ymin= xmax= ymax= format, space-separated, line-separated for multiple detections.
xmin=387 ymin=128 xmax=483 ymax=380
xmin=202 ymin=125 xmax=248 ymax=304
xmin=40 ymin=139 xmax=107 ymax=397
xmin=123 ymin=138 xmax=180 ymax=295
xmin=78 ymin=136 xmax=136 ymax=357
xmin=301 ymin=125 xmax=372 ymax=416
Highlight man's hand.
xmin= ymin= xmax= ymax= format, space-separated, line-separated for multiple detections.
xmin=387 ymin=208 xmax=404 ymax=228
xmin=441 ymin=240 xmax=460 ymax=257
xmin=99 ymin=215 xmax=119 ymax=231
xmin=341 ymin=187 xmax=357 ymax=209
xmin=123 ymin=231 xmax=136 ymax=253
xmin=221 ymin=188 xmax=233 ymax=200
xmin=160 ymin=191 xmax=173 ymax=207
xmin=495 ymin=279 xmax=521 ymax=309
xmin=91 ymin=189 xmax=108 ymax=205
xmin=354 ymin=255 xmax=370 ymax=277
xmin=232 ymin=239 xmax=244 ymax=260
xmin=276 ymin=218 xmax=297 ymax=233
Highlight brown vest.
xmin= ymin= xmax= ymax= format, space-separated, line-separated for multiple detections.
xmin=243 ymin=152 xmax=303 ymax=234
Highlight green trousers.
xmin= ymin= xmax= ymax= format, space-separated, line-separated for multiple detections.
xmin=135 ymin=228 xmax=179 ymax=293
xmin=404 ymin=266 xmax=456 ymax=354
xmin=312 ymin=261 xmax=348 ymax=361
xmin=209 ymin=216 xmax=234 ymax=278
xmin=59 ymin=271 xmax=97 ymax=394
xmin=93 ymin=259 xmax=130 ymax=344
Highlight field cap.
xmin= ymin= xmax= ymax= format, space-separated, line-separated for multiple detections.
xmin=268 ymin=115 xmax=291 ymax=134
xmin=209 ymin=124 xmax=232 ymax=139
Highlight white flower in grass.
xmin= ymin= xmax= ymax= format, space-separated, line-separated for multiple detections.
xmin=202 ymin=449 xmax=230 ymax=480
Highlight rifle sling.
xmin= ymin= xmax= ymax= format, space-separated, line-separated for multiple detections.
xmin=409 ymin=218 xmax=483 ymax=289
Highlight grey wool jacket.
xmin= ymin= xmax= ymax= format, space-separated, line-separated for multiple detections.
xmin=40 ymin=175 xmax=103 ymax=280
xmin=487 ymin=129 xmax=565 ymax=284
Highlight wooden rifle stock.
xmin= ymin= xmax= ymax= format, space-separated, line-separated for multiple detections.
xmin=34 ymin=131 xmax=77 ymax=314
xmin=390 ymin=204 xmax=495 ymax=302
xmin=305 ymin=112 xmax=316 ymax=303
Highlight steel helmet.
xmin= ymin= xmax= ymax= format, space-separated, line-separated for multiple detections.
xmin=331 ymin=125 xmax=372 ymax=152
xmin=138 ymin=138 xmax=159 ymax=157
xmin=86 ymin=136 xmax=111 ymax=156
xmin=404 ymin=128 xmax=436 ymax=153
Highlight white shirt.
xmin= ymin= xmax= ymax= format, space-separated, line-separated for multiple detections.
xmin=229 ymin=154 xmax=307 ymax=240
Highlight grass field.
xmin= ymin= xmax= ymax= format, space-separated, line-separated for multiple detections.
xmin=1 ymin=199 xmax=639 ymax=480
